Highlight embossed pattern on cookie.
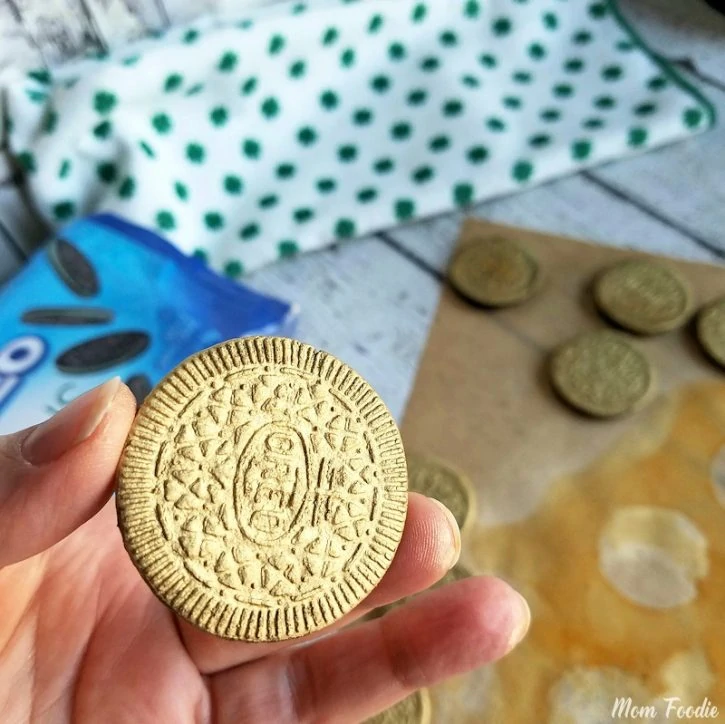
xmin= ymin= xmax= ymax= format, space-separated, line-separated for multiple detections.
xmin=116 ymin=337 xmax=408 ymax=641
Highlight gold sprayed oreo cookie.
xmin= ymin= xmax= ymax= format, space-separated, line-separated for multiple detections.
xmin=550 ymin=330 xmax=655 ymax=418
xmin=448 ymin=236 xmax=540 ymax=307
xmin=593 ymin=259 xmax=692 ymax=335
xmin=407 ymin=453 xmax=474 ymax=532
xmin=116 ymin=337 xmax=408 ymax=641
xmin=697 ymin=296 xmax=725 ymax=368
xmin=366 ymin=689 xmax=432 ymax=724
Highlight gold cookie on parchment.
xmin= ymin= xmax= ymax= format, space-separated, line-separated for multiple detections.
xmin=593 ymin=259 xmax=693 ymax=335
xmin=447 ymin=235 xmax=541 ymax=307
xmin=365 ymin=689 xmax=432 ymax=724
xmin=549 ymin=330 xmax=656 ymax=418
xmin=406 ymin=453 xmax=475 ymax=533
xmin=696 ymin=296 xmax=725 ymax=368
xmin=116 ymin=337 xmax=408 ymax=642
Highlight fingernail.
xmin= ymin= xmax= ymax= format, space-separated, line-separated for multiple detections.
xmin=430 ymin=497 xmax=461 ymax=570
xmin=22 ymin=377 xmax=121 ymax=465
xmin=507 ymin=590 xmax=531 ymax=652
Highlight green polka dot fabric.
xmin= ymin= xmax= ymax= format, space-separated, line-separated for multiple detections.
xmin=3 ymin=0 xmax=714 ymax=276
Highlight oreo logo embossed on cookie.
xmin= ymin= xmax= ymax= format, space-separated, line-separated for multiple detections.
xmin=48 ymin=239 xmax=100 ymax=298
xmin=22 ymin=307 xmax=114 ymax=326
xmin=56 ymin=332 xmax=150 ymax=374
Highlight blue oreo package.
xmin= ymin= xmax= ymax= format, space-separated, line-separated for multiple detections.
xmin=0 ymin=214 xmax=297 ymax=433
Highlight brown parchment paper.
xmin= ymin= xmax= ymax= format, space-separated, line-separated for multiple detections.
xmin=401 ymin=220 xmax=725 ymax=723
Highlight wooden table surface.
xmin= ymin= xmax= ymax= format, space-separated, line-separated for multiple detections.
xmin=1 ymin=0 xmax=724 ymax=422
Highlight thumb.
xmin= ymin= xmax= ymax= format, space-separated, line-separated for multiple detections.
xmin=0 ymin=377 xmax=137 ymax=567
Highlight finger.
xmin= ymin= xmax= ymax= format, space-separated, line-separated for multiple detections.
xmin=0 ymin=378 xmax=136 ymax=567
xmin=210 ymin=576 xmax=531 ymax=724
xmin=180 ymin=492 xmax=461 ymax=674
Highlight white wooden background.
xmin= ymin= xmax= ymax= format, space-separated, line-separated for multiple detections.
xmin=1 ymin=0 xmax=724 ymax=421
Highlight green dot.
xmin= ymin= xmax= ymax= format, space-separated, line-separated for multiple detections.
xmin=564 ymin=58 xmax=585 ymax=73
xmin=28 ymin=68 xmax=51 ymax=84
xmin=467 ymin=145 xmax=489 ymax=164
xmin=529 ymin=134 xmax=551 ymax=148
xmin=139 ymin=141 xmax=155 ymax=159
xmin=647 ymin=76 xmax=668 ymax=92
xmin=276 ymin=163 xmax=296 ymax=179
xmin=583 ymin=117 xmax=605 ymax=130
xmin=205 ymin=212 xmax=225 ymax=230
xmin=371 ymin=75 xmax=391 ymax=93
xmin=374 ymin=157 xmax=395 ymax=174
xmin=27 ymin=89 xmax=47 ymax=104
xmin=93 ymin=120 xmax=113 ymax=139
xmin=443 ymin=99 xmax=464 ymax=117
xmin=238 ymin=19 xmax=253 ymax=30
xmin=174 ymin=181 xmax=189 ymax=201
xmin=207 ymin=106 xmax=227 ymax=128
xmin=540 ymin=108 xmax=561 ymax=122
xmin=429 ymin=135 xmax=450 ymax=152
xmin=572 ymin=139 xmax=592 ymax=160
xmin=486 ymin=117 xmax=506 ymax=132
xmin=353 ymin=108 xmax=374 ymax=125
xmin=292 ymin=3 xmax=306 ymax=14
xmin=261 ymin=97 xmax=280 ymax=119
xmin=553 ymin=84 xmax=573 ymax=99
xmin=588 ymin=2 xmax=608 ymax=18
xmin=224 ymin=260 xmax=244 ymax=279
xmin=420 ymin=56 xmax=440 ymax=72
xmin=122 ymin=55 xmax=141 ymax=66
xmin=461 ymin=74 xmax=480 ymax=88
xmin=320 ymin=90 xmax=339 ymax=110
xmin=152 ymin=112 xmax=172 ymax=134
xmin=594 ymin=95 xmax=616 ymax=110
xmin=479 ymin=53 xmax=497 ymax=69
xmin=298 ymin=126 xmax=318 ymax=146
xmin=53 ymin=201 xmax=76 ymax=221
xmin=340 ymin=48 xmax=356 ymax=68
xmin=322 ymin=27 xmax=339 ymax=46
xmin=464 ymin=1 xmax=480 ymax=19
xmin=602 ymin=64 xmax=623 ymax=81
xmin=338 ymin=144 xmax=358 ymax=162
xmin=290 ymin=60 xmax=306 ymax=78
xmin=43 ymin=109 xmax=58 ymax=134
xmin=59 ymin=159 xmax=72 ymax=179
xmin=269 ymin=34 xmax=286 ymax=54
xmin=294 ymin=207 xmax=315 ymax=224
xmin=453 ymin=183 xmax=474 ymax=207
xmin=279 ymin=240 xmax=299 ymax=258
xmin=368 ymin=14 xmax=384 ymax=33
xmin=317 ymin=178 xmax=337 ymax=194
xmin=192 ymin=248 xmax=208 ymax=263
xmin=573 ymin=30 xmax=592 ymax=44
xmin=335 ymin=218 xmax=356 ymax=238
xmin=357 ymin=187 xmax=378 ymax=203
xmin=628 ymin=127 xmax=648 ymax=147
xmin=186 ymin=83 xmax=204 ymax=97
xmin=543 ymin=11 xmax=558 ymax=29
xmin=391 ymin=122 xmax=412 ymax=140
xmin=186 ymin=143 xmax=205 ymax=163
xmin=94 ymin=90 xmax=118 ymax=114
xmin=164 ymin=74 xmax=183 ymax=93
xmin=241 ymin=76 xmax=258 ymax=95
xmin=492 ymin=17 xmax=512 ymax=36
xmin=634 ymin=102 xmax=657 ymax=117
xmin=528 ymin=42 xmax=547 ymax=60
xmin=218 ymin=52 xmax=239 ymax=72
xmin=243 ymin=139 xmax=262 ymax=159
xmin=407 ymin=89 xmax=427 ymax=106
xmin=513 ymin=71 xmax=532 ymax=84
xmin=616 ymin=39 xmax=635 ymax=52
xmin=512 ymin=160 xmax=534 ymax=182
xmin=411 ymin=3 xmax=427 ymax=22
xmin=183 ymin=29 xmax=199 ymax=43
xmin=17 ymin=151 xmax=35 ymax=174
xmin=240 ymin=223 xmax=260 ymax=240
xmin=412 ymin=165 xmax=434 ymax=184
xmin=224 ymin=175 xmax=243 ymax=195
xmin=503 ymin=96 xmax=522 ymax=109
xmin=156 ymin=210 xmax=176 ymax=230
xmin=389 ymin=42 xmax=407 ymax=60
xmin=439 ymin=30 xmax=458 ymax=47
xmin=97 ymin=162 xmax=118 ymax=184
xmin=119 ymin=177 xmax=136 ymax=199
xmin=395 ymin=199 xmax=416 ymax=220
xmin=683 ymin=107 xmax=704 ymax=129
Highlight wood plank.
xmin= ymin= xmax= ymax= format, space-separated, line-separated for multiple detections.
xmin=247 ymin=236 xmax=440 ymax=421
xmin=386 ymin=173 xmax=720 ymax=275
xmin=620 ymin=0 xmax=725 ymax=85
